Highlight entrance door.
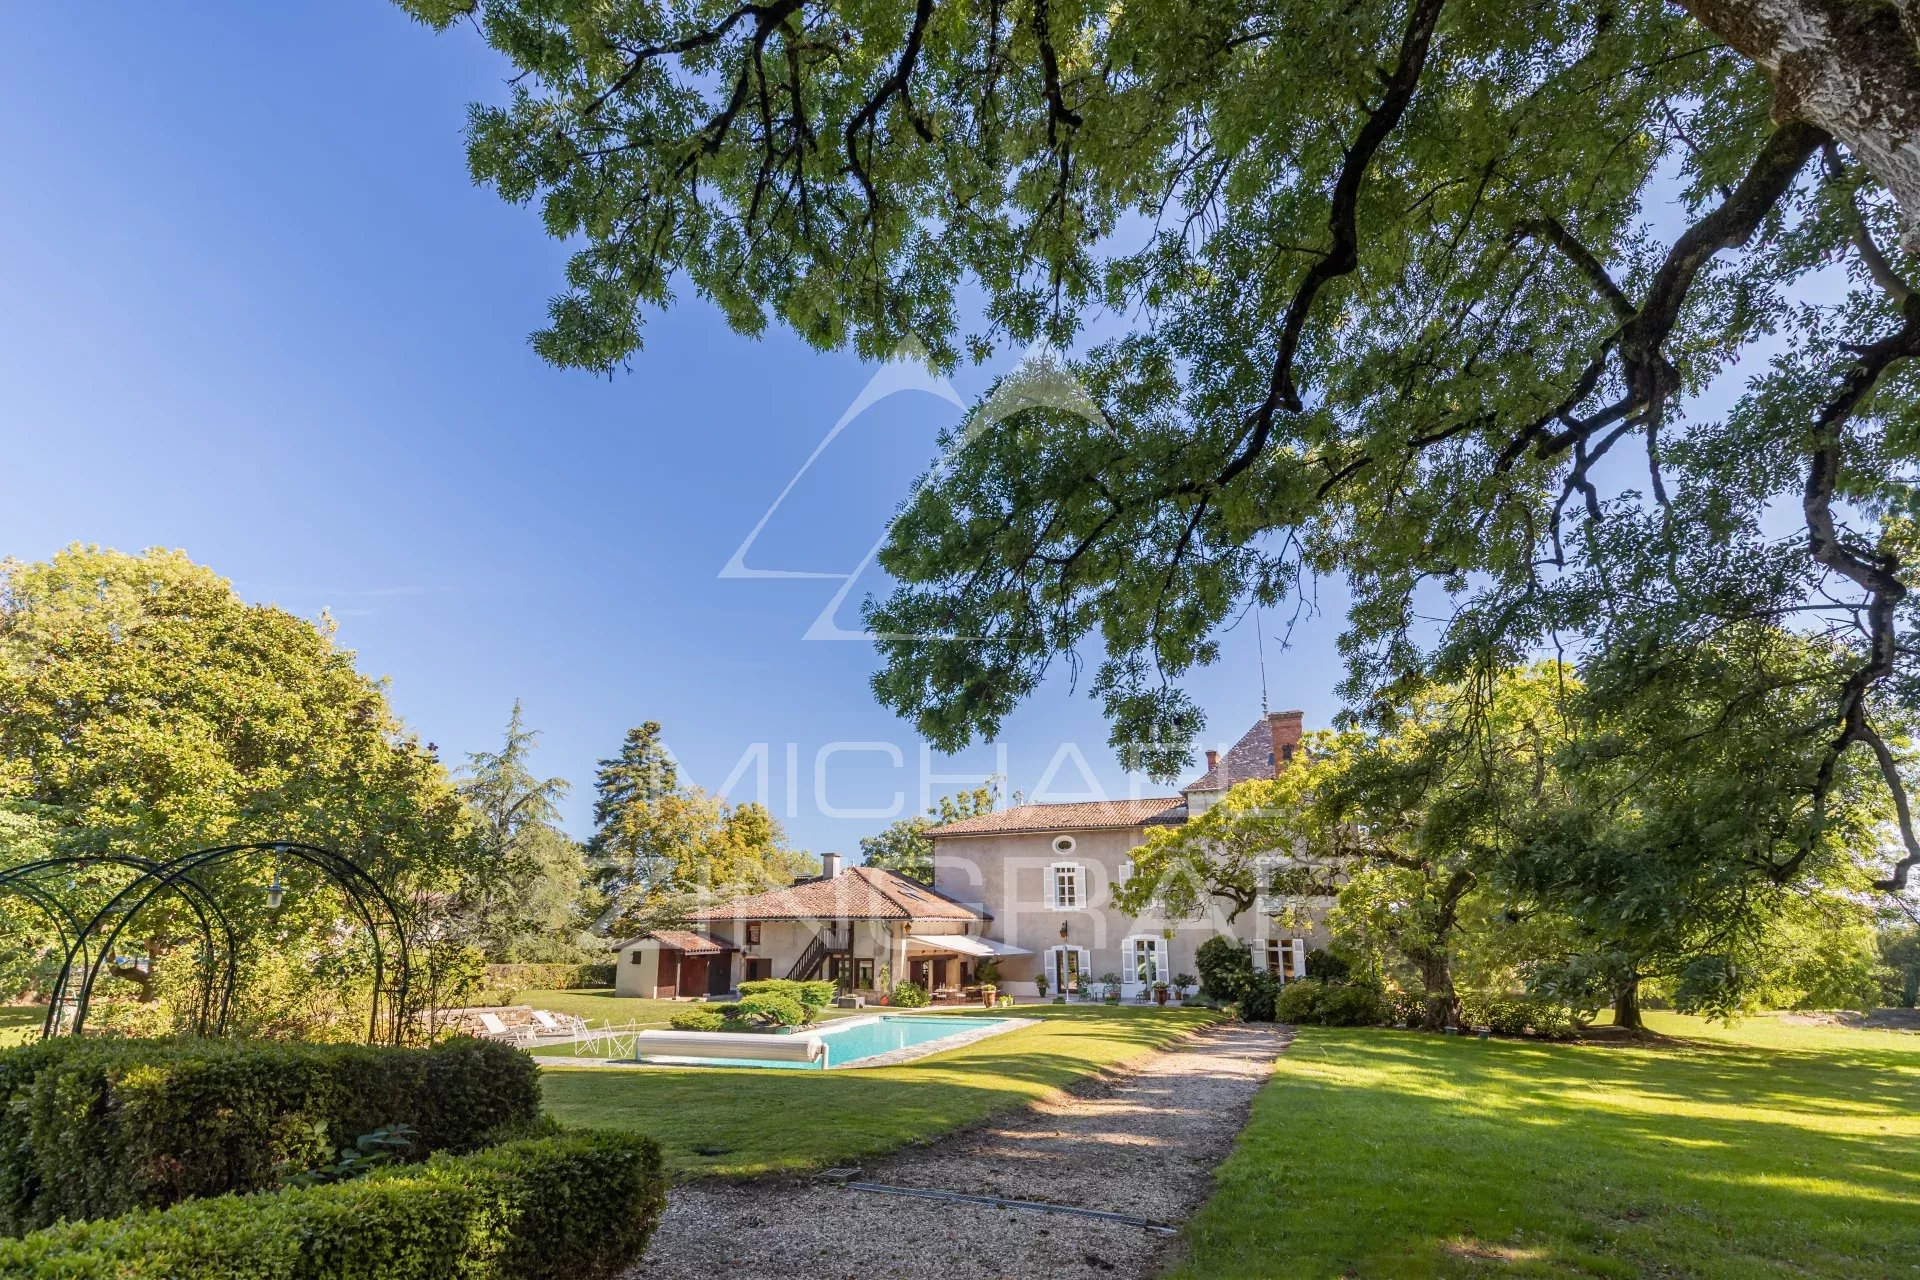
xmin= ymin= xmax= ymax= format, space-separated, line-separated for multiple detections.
xmin=744 ymin=957 xmax=773 ymax=982
xmin=707 ymin=954 xmax=734 ymax=996
xmin=1049 ymin=945 xmax=1086 ymax=996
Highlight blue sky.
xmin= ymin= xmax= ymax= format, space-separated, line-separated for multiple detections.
xmin=0 ymin=4 xmax=1344 ymax=850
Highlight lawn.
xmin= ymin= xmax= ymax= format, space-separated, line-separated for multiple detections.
xmin=538 ymin=1004 xmax=1219 ymax=1177
xmin=1168 ymin=1012 xmax=1920 ymax=1280
xmin=0 ymin=1007 xmax=40 ymax=1048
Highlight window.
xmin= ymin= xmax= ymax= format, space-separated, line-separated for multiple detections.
xmin=1117 ymin=859 xmax=1133 ymax=885
xmin=1052 ymin=835 xmax=1077 ymax=854
xmin=1263 ymin=938 xmax=1306 ymax=980
xmin=1046 ymin=862 xmax=1083 ymax=909
xmin=745 ymin=922 xmax=761 ymax=946
xmin=629 ymin=950 xmax=644 ymax=965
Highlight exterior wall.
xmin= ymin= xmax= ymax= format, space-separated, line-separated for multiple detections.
xmin=704 ymin=916 xmax=975 ymax=993
xmin=932 ymin=826 xmax=1331 ymax=998
xmin=613 ymin=945 xmax=658 ymax=997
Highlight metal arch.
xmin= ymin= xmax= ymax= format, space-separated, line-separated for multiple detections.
xmin=9 ymin=855 xmax=237 ymax=1038
xmin=61 ymin=842 xmax=410 ymax=1044
xmin=0 ymin=878 xmax=87 ymax=1032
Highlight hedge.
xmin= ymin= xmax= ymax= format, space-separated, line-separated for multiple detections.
xmin=0 ymin=1130 xmax=666 ymax=1280
xmin=483 ymin=963 xmax=615 ymax=991
xmin=0 ymin=1036 xmax=540 ymax=1234
xmin=735 ymin=979 xmax=836 ymax=1008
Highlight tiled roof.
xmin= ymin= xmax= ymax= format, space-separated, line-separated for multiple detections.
xmin=926 ymin=797 xmax=1188 ymax=837
xmin=688 ymin=866 xmax=983 ymax=923
xmin=647 ymin=929 xmax=729 ymax=954
xmin=1182 ymin=714 xmax=1296 ymax=792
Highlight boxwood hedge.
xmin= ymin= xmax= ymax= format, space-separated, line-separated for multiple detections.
xmin=0 ymin=1130 xmax=666 ymax=1280
xmin=0 ymin=1035 xmax=539 ymax=1234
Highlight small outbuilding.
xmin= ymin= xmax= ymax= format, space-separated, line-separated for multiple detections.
xmin=613 ymin=930 xmax=737 ymax=999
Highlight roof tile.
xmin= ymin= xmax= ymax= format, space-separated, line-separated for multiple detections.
xmin=688 ymin=865 xmax=983 ymax=923
xmin=927 ymin=796 xmax=1187 ymax=837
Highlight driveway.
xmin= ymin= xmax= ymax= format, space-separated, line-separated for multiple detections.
xmin=627 ymin=1020 xmax=1291 ymax=1279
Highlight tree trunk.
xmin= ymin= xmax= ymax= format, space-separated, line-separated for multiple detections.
xmin=1681 ymin=0 xmax=1920 ymax=249
xmin=1612 ymin=978 xmax=1644 ymax=1031
xmin=1419 ymin=952 xmax=1458 ymax=1031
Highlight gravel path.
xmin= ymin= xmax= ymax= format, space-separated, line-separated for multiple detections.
xmin=627 ymin=1021 xmax=1290 ymax=1280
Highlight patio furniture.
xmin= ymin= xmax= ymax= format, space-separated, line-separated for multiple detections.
xmin=529 ymin=1009 xmax=587 ymax=1037
xmin=477 ymin=1012 xmax=535 ymax=1046
xmin=833 ymin=994 xmax=866 ymax=1009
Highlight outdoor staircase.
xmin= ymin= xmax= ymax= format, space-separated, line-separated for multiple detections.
xmin=786 ymin=933 xmax=829 ymax=980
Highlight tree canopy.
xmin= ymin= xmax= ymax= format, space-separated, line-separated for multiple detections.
xmin=588 ymin=721 xmax=818 ymax=930
xmin=397 ymin=0 xmax=1920 ymax=897
xmin=857 ymin=782 xmax=998 ymax=882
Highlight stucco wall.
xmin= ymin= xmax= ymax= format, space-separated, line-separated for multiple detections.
xmin=932 ymin=825 xmax=1330 ymax=996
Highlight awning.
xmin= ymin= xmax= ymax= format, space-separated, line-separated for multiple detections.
xmin=909 ymin=934 xmax=1032 ymax=958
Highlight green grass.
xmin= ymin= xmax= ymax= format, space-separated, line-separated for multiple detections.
xmin=538 ymin=1004 xmax=1219 ymax=1177
xmin=0 ymin=1006 xmax=41 ymax=1048
xmin=1168 ymin=1012 xmax=1920 ymax=1280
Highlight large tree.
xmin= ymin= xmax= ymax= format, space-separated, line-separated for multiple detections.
xmin=398 ymin=0 xmax=1920 ymax=898
xmin=453 ymin=702 xmax=599 ymax=962
xmin=588 ymin=722 xmax=817 ymax=929
xmin=0 ymin=545 xmax=478 ymax=1035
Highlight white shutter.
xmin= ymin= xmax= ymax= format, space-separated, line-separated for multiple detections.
xmin=1117 ymin=859 xmax=1132 ymax=885
xmin=1043 ymin=863 xmax=1059 ymax=910
xmin=1291 ymin=938 xmax=1308 ymax=981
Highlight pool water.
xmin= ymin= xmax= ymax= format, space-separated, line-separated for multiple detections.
xmin=639 ymin=1014 xmax=1008 ymax=1071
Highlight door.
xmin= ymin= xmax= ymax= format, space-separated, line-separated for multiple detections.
xmin=744 ymin=957 xmax=773 ymax=982
xmin=707 ymin=953 xmax=733 ymax=996
xmin=1049 ymin=945 xmax=1085 ymax=996
xmin=1124 ymin=937 xmax=1166 ymax=999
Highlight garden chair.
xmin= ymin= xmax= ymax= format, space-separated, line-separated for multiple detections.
xmin=476 ymin=1012 xmax=535 ymax=1046
xmin=529 ymin=1009 xmax=587 ymax=1038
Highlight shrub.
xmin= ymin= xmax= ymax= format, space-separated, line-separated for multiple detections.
xmin=972 ymin=958 xmax=1002 ymax=987
xmin=890 ymin=981 xmax=929 ymax=1008
xmin=0 ymin=1036 xmax=539 ymax=1234
xmin=1384 ymin=990 xmax=1427 ymax=1026
xmin=729 ymin=993 xmax=806 ymax=1028
xmin=667 ymin=1008 xmax=726 ymax=1032
xmin=484 ymin=963 xmax=616 ymax=991
xmin=0 ymin=1130 xmax=665 ymax=1280
xmin=736 ymin=979 xmax=835 ymax=1013
xmin=1458 ymin=992 xmax=1578 ymax=1038
xmin=1274 ymin=979 xmax=1389 ymax=1027
xmin=1238 ymin=970 xmax=1282 ymax=1022
xmin=1195 ymin=935 xmax=1253 ymax=1002
xmin=1304 ymin=948 xmax=1351 ymax=983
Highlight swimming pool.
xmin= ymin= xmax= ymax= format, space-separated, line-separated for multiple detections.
xmin=636 ymin=1014 xmax=1010 ymax=1070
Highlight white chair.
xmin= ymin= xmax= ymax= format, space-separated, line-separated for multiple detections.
xmin=530 ymin=1009 xmax=588 ymax=1038
xmin=477 ymin=1012 xmax=535 ymax=1046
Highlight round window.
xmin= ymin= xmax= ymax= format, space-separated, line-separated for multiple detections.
xmin=1052 ymin=835 xmax=1076 ymax=854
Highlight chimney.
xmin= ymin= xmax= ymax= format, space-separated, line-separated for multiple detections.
xmin=821 ymin=851 xmax=843 ymax=879
xmin=1269 ymin=710 xmax=1305 ymax=775
xmin=1205 ymin=749 xmax=1220 ymax=771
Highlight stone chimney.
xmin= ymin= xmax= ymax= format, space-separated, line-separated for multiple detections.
xmin=1268 ymin=710 xmax=1305 ymax=774
xmin=1205 ymin=749 xmax=1220 ymax=771
xmin=821 ymin=851 xmax=843 ymax=879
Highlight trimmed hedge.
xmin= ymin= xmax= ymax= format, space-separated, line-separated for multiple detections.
xmin=736 ymin=979 xmax=836 ymax=1008
xmin=0 ymin=1036 xmax=539 ymax=1234
xmin=1458 ymin=992 xmax=1578 ymax=1038
xmin=0 ymin=1130 xmax=666 ymax=1280
xmin=484 ymin=963 xmax=615 ymax=991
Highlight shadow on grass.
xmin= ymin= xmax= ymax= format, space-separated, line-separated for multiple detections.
xmin=1169 ymin=1024 xmax=1920 ymax=1280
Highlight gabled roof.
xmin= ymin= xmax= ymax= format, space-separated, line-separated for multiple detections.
xmin=687 ymin=865 xmax=984 ymax=923
xmin=927 ymin=797 xmax=1187 ymax=837
xmin=613 ymin=929 xmax=732 ymax=953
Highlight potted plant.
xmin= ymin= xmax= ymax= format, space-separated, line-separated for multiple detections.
xmin=1173 ymin=973 xmax=1197 ymax=1002
xmin=1035 ymin=971 xmax=1050 ymax=999
xmin=1152 ymin=980 xmax=1171 ymax=1006
xmin=980 ymin=982 xmax=998 ymax=1008
xmin=1100 ymin=972 xmax=1123 ymax=1005
xmin=875 ymin=964 xmax=892 ymax=1006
